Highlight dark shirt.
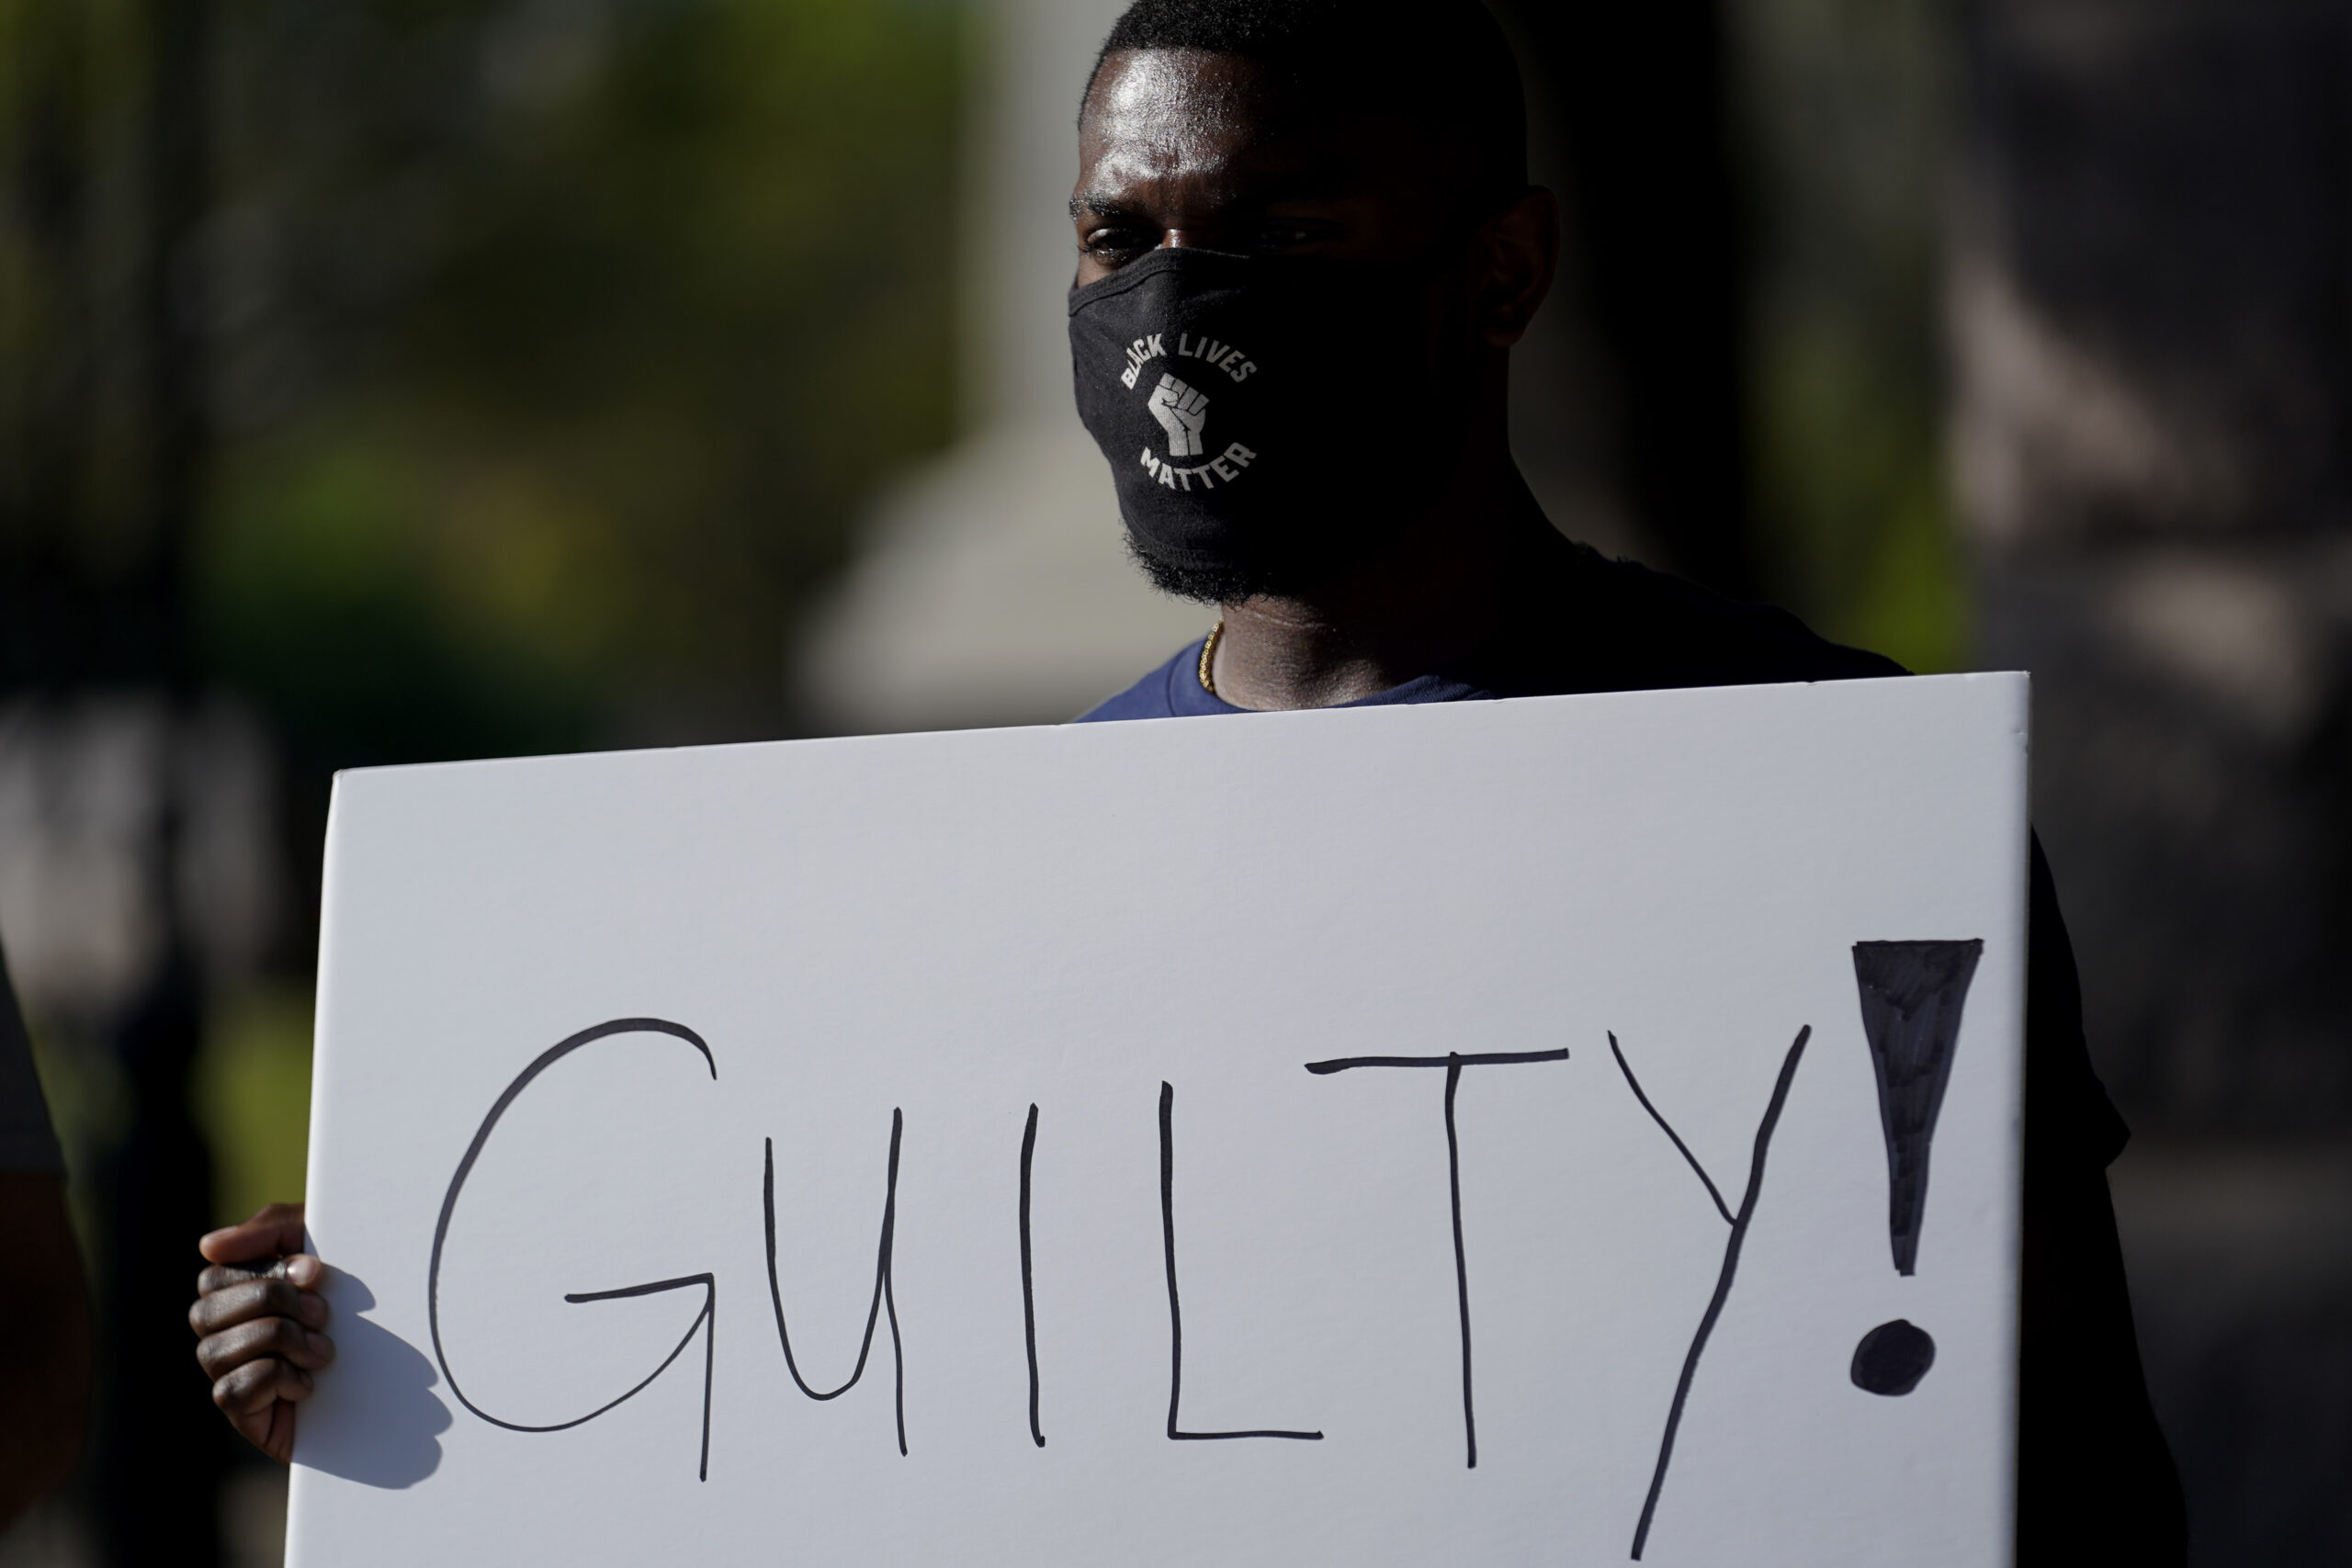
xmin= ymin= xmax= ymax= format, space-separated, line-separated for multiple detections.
xmin=1077 ymin=527 xmax=2185 ymax=1564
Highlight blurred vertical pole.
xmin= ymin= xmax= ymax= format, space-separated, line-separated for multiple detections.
xmin=93 ymin=0 xmax=227 ymax=1560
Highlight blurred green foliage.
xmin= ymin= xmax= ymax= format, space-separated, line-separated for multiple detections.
xmin=1736 ymin=0 xmax=1966 ymax=672
xmin=6 ymin=0 xmax=962 ymax=758
xmin=200 ymin=0 xmax=962 ymax=760
xmin=196 ymin=986 xmax=313 ymax=1224
xmin=33 ymin=988 xmax=311 ymax=1231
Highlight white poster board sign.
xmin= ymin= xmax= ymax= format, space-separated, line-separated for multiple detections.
xmin=289 ymin=674 xmax=2029 ymax=1567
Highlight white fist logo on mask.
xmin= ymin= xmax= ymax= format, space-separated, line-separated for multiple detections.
xmin=1148 ymin=373 xmax=1210 ymax=457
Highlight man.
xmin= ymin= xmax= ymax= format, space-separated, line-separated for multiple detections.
xmin=197 ymin=1 xmax=2185 ymax=1560
xmin=0 ymin=942 xmax=90 ymax=1528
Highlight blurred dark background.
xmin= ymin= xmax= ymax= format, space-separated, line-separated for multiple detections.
xmin=1 ymin=0 xmax=2345 ymax=1563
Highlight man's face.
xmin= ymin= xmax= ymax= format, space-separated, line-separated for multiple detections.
xmin=1068 ymin=48 xmax=1544 ymax=604
xmin=1071 ymin=50 xmax=1467 ymax=286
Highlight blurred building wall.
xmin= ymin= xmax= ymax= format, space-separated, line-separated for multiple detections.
xmin=1953 ymin=2 xmax=2352 ymax=1561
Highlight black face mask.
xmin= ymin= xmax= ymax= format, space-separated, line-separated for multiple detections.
xmin=1068 ymin=247 xmax=1457 ymax=601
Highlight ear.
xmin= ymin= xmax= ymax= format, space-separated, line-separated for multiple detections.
xmin=1472 ymin=186 xmax=1558 ymax=348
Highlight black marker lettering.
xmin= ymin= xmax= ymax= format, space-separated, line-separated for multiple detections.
xmin=1159 ymin=1083 xmax=1323 ymax=1442
xmin=427 ymin=1018 xmax=720 ymax=1480
xmin=1305 ymin=1047 xmax=1568 ymax=1467
xmin=1020 ymin=1103 xmax=1045 ymax=1448
xmin=1611 ymin=1026 xmax=1810 ymax=1560
xmin=763 ymin=1110 xmax=909 ymax=1456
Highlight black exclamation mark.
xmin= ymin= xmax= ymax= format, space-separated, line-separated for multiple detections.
xmin=1849 ymin=938 xmax=1983 ymax=1396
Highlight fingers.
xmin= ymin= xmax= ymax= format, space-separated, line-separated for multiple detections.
xmin=194 ymin=1201 xmax=324 ymax=1464
xmin=189 ymin=1276 xmax=329 ymax=1337
xmin=196 ymin=1315 xmax=335 ymax=1382
xmin=211 ymin=1356 xmax=313 ymax=1464
xmin=211 ymin=1353 xmax=316 ymax=1417
xmin=198 ymin=1252 xmax=324 ymax=1298
xmin=199 ymin=1202 xmax=308 ymax=1267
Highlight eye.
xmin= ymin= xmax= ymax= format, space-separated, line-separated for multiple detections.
xmin=1080 ymin=224 xmax=1156 ymax=263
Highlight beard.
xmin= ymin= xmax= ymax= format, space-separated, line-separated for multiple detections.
xmin=1121 ymin=505 xmax=1422 ymax=606
xmin=1124 ymin=534 xmax=1311 ymax=605
xmin=1114 ymin=389 xmax=1466 ymax=606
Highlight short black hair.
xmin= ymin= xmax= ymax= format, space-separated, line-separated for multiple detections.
xmin=1084 ymin=0 xmax=1529 ymax=207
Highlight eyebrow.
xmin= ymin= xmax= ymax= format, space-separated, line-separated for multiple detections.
xmin=1068 ymin=190 xmax=1141 ymax=222
xmin=1068 ymin=170 xmax=1356 ymax=224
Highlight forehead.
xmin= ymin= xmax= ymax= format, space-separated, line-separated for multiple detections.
xmin=1077 ymin=48 xmax=1430 ymax=204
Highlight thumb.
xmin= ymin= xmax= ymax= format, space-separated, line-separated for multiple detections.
xmin=200 ymin=1202 xmax=309 ymax=1266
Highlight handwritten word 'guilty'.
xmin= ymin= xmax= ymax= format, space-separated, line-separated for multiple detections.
xmin=424 ymin=1017 xmax=1579 ymax=1482
xmin=425 ymin=1010 xmax=1815 ymax=1564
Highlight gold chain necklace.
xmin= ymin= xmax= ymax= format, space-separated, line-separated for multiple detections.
xmin=1197 ymin=619 xmax=1224 ymax=695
